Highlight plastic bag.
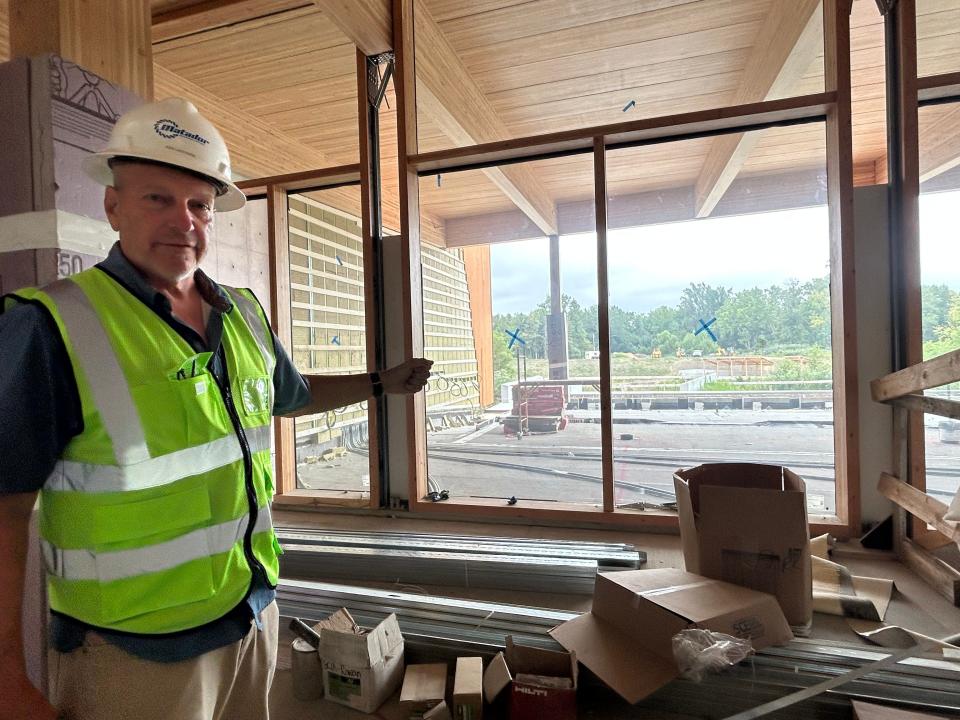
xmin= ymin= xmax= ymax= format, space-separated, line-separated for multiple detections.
xmin=671 ymin=628 xmax=754 ymax=682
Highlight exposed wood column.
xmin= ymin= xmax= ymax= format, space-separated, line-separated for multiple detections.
xmin=9 ymin=0 xmax=153 ymax=99
xmin=694 ymin=0 xmax=822 ymax=217
xmin=824 ymin=0 xmax=859 ymax=537
xmin=394 ymin=0 xmax=428 ymax=503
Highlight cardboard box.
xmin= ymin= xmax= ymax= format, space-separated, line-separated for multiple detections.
xmin=400 ymin=663 xmax=448 ymax=714
xmin=549 ymin=568 xmax=792 ymax=704
xmin=453 ymin=657 xmax=483 ymax=720
xmin=319 ymin=609 xmax=405 ymax=714
xmin=483 ymin=638 xmax=577 ymax=720
xmin=674 ymin=463 xmax=813 ymax=630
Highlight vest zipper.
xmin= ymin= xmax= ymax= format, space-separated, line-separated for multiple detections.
xmin=214 ymin=366 xmax=268 ymax=588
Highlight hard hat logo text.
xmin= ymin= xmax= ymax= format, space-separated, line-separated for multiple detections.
xmin=154 ymin=119 xmax=210 ymax=145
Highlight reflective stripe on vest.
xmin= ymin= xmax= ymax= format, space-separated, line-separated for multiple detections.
xmin=225 ymin=288 xmax=274 ymax=373
xmin=42 ymin=504 xmax=274 ymax=582
xmin=45 ymin=424 xmax=271 ymax=493
xmin=43 ymin=279 xmax=151 ymax=466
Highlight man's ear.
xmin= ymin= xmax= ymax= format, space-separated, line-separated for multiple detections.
xmin=104 ymin=186 xmax=121 ymax=231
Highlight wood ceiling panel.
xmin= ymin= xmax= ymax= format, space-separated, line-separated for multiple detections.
xmin=466 ymin=20 xmax=764 ymax=97
xmin=493 ymin=72 xmax=742 ymax=128
xmin=448 ymin=1 xmax=770 ymax=77
xmin=435 ymin=0 xmax=699 ymax=51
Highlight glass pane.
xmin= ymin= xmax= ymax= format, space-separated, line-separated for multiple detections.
xmin=286 ymin=186 xmax=370 ymax=493
xmin=606 ymin=123 xmax=835 ymax=516
xmin=416 ymin=0 xmax=825 ymax=153
xmin=919 ymin=102 xmax=960 ymax=506
xmin=917 ymin=0 xmax=960 ymax=78
xmin=419 ymin=153 xmax=601 ymax=506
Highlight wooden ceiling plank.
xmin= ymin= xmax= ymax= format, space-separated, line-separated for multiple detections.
xmin=919 ymin=104 xmax=960 ymax=183
xmin=694 ymin=0 xmax=823 ymax=218
xmin=453 ymin=1 xmax=768 ymax=76
xmin=151 ymin=0 xmax=312 ymax=43
xmin=312 ymin=0 xmax=392 ymax=55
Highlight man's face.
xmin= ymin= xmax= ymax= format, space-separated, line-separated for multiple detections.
xmin=104 ymin=162 xmax=217 ymax=287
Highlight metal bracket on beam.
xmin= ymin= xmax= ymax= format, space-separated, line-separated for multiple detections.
xmin=875 ymin=0 xmax=897 ymax=15
xmin=367 ymin=52 xmax=395 ymax=110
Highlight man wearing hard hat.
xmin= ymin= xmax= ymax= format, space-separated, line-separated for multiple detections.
xmin=0 ymin=97 xmax=432 ymax=720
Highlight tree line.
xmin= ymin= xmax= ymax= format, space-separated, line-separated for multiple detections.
xmin=490 ymin=280 xmax=960 ymax=390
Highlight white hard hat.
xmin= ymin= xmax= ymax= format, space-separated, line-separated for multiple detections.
xmin=82 ymin=97 xmax=245 ymax=211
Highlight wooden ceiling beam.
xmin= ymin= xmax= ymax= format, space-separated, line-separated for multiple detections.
xmin=413 ymin=0 xmax=557 ymax=235
xmin=312 ymin=0 xmax=392 ymax=55
xmin=152 ymin=0 xmax=311 ymax=43
xmin=694 ymin=0 xmax=823 ymax=218
xmin=314 ymin=0 xmax=558 ymax=235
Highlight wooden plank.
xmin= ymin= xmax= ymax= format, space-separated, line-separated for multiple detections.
xmin=917 ymin=70 xmax=960 ymax=100
xmin=410 ymin=92 xmax=835 ymax=174
xmin=825 ymin=0 xmax=859 ymax=537
xmin=871 ymin=348 xmax=960 ymax=401
xmin=900 ymin=536 xmax=960 ymax=607
xmin=593 ymin=138 xmax=614 ymax=515
xmin=694 ymin=0 xmax=822 ymax=217
xmin=394 ymin=0 xmax=428 ymax=504
xmin=235 ymin=166 xmax=360 ymax=196
xmin=888 ymin=393 xmax=960 ymax=420
xmin=267 ymin=183 xmax=297 ymax=495
xmin=313 ymin=0 xmax=391 ymax=56
xmin=878 ymin=472 xmax=960 ymax=542
xmin=151 ymin=0 xmax=310 ymax=43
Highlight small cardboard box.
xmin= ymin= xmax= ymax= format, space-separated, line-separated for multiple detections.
xmin=674 ymin=463 xmax=813 ymax=630
xmin=453 ymin=657 xmax=483 ymax=720
xmin=319 ymin=609 xmax=405 ymax=714
xmin=400 ymin=663 xmax=448 ymax=714
xmin=483 ymin=637 xmax=577 ymax=720
xmin=549 ymin=568 xmax=791 ymax=703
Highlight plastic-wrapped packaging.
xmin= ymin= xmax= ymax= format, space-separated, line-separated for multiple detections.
xmin=671 ymin=628 xmax=754 ymax=682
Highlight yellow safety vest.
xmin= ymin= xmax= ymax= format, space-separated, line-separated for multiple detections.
xmin=8 ymin=268 xmax=281 ymax=633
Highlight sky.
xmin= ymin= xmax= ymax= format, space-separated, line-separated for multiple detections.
xmin=490 ymin=189 xmax=960 ymax=316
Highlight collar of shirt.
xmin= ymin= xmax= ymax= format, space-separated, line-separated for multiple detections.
xmin=96 ymin=242 xmax=232 ymax=353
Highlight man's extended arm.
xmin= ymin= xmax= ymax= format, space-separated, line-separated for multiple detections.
xmin=0 ymin=492 xmax=58 ymax=720
xmin=282 ymin=358 xmax=432 ymax=418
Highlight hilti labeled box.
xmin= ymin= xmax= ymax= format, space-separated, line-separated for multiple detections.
xmin=483 ymin=637 xmax=577 ymax=720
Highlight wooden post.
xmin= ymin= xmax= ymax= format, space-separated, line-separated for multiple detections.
xmin=394 ymin=0 xmax=428 ymax=504
xmin=266 ymin=184 xmax=297 ymax=494
xmin=594 ymin=138 xmax=614 ymax=514
xmin=9 ymin=0 xmax=153 ymax=99
xmin=824 ymin=0 xmax=860 ymax=537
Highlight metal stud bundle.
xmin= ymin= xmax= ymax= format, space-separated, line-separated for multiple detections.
xmin=274 ymin=527 xmax=644 ymax=595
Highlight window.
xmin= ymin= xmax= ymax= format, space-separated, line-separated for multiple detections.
xmin=606 ymin=126 xmax=835 ymax=515
xmin=285 ymin=185 xmax=371 ymax=495
xmin=919 ymin=101 xmax=960 ymax=507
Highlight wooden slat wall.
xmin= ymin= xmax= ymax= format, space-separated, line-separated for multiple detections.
xmin=0 ymin=1 xmax=9 ymax=62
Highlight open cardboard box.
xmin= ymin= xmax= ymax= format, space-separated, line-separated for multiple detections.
xmin=483 ymin=637 xmax=577 ymax=720
xmin=674 ymin=463 xmax=813 ymax=631
xmin=549 ymin=568 xmax=792 ymax=704
xmin=318 ymin=608 xmax=405 ymax=714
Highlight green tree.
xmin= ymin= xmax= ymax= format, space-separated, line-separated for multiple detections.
xmin=923 ymin=285 xmax=954 ymax=342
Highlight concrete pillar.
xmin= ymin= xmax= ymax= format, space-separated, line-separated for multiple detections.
xmin=546 ymin=233 xmax=569 ymax=379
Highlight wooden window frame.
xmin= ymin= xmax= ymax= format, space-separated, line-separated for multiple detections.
xmin=394 ymin=0 xmax=861 ymax=536
xmin=236 ymin=166 xmax=386 ymax=510
xmin=881 ymin=0 xmax=960 ymax=601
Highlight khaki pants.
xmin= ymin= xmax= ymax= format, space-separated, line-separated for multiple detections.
xmin=50 ymin=602 xmax=278 ymax=720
